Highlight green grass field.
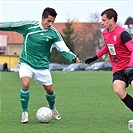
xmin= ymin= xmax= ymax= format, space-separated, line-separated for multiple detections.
xmin=0 ymin=71 xmax=133 ymax=133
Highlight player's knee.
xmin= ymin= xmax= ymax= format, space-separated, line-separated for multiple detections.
xmin=43 ymin=85 xmax=54 ymax=94
xmin=45 ymin=87 xmax=54 ymax=95
xmin=114 ymin=87 xmax=125 ymax=98
xmin=114 ymin=87 xmax=121 ymax=94
xmin=46 ymin=89 xmax=54 ymax=95
xmin=22 ymin=82 xmax=30 ymax=89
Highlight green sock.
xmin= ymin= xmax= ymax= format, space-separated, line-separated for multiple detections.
xmin=20 ymin=88 xmax=29 ymax=112
xmin=46 ymin=92 xmax=56 ymax=109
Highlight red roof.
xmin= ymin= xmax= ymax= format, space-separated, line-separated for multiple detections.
xmin=0 ymin=31 xmax=23 ymax=44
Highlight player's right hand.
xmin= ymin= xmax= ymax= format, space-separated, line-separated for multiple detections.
xmin=125 ymin=66 xmax=133 ymax=78
xmin=85 ymin=55 xmax=98 ymax=64
xmin=74 ymin=58 xmax=82 ymax=63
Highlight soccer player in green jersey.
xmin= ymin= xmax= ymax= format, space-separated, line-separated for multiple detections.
xmin=0 ymin=7 xmax=81 ymax=123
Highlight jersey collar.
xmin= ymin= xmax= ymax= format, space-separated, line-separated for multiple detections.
xmin=39 ymin=22 xmax=48 ymax=31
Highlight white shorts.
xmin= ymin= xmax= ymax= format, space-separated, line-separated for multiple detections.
xmin=19 ymin=63 xmax=52 ymax=85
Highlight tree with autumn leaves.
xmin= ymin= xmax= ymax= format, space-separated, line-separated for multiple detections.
xmin=50 ymin=16 xmax=106 ymax=63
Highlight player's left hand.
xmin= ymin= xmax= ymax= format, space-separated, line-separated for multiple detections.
xmin=74 ymin=58 xmax=82 ymax=63
xmin=125 ymin=66 xmax=133 ymax=77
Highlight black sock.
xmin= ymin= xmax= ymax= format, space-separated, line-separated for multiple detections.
xmin=122 ymin=94 xmax=133 ymax=112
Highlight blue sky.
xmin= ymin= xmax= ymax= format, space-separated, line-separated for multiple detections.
xmin=0 ymin=0 xmax=133 ymax=24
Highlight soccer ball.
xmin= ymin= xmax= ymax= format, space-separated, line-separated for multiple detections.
xmin=36 ymin=107 xmax=53 ymax=123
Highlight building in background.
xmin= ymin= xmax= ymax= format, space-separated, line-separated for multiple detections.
xmin=0 ymin=35 xmax=8 ymax=54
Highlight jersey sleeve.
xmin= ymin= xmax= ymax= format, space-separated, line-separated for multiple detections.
xmin=96 ymin=45 xmax=108 ymax=58
xmin=121 ymin=31 xmax=132 ymax=44
xmin=129 ymin=51 xmax=133 ymax=67
xmin=121 ymin=31 xmax=133 ymax=67
xmin=51 ymin=27 xmax=78 ymax=62
xmin=125 ymin=40 xmax=133 ymax=67
xmin=0 ymin=20 xmax=38 ymax=35
xmin=54 ymin=41 xmax=78 ymax=62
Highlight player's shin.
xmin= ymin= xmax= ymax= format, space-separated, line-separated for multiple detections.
xmin=122 ymin=93 xmax=133 ymax=111
xmin=20 ymin=88 xmax=30 ymax=112
xmin=46 ymin=92 xmax=56 ymax=109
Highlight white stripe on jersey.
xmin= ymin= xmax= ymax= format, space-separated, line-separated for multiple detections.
xmin=50 ymin=26 xmax=63 ymax=40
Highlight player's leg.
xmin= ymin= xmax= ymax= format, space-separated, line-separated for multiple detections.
xmin=113 ymin=80 xmax=127 ymax=99
xmin=19 ymin=63 xmax=33 ymax=123
xmin=43 ymin=84 xmax=55 ymax=109
xmin=20 ymin=77 xmax=30 ymax=112
xmin=113 ymin=80 xmax=133 ymax=111
xmin=130 ymin=74 xmax=133 ymax=89
xmin=131 ymin=80 xmax=133 ymax=90
xmin=43 ymin=84 xmax=61 ymax=120
xmin=34 ymin=69 xmax=61 ymax=120
xmin=113 ymin=71 xmax=133 ymax=111
xmin=130 ymin=76 xmax=133 ymax=111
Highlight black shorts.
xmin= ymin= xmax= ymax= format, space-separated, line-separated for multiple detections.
xmin=113 ymin=70 xmax=133 ymax=87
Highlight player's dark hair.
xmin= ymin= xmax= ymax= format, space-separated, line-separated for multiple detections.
xmin=42 ymin=7 xmax=57 ymax=18
xmin=101 ymin=8 xmax=118 ymax=22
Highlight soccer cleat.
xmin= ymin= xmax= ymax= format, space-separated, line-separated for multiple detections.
xmin=52 ymin=108 xmax=61 ymax=120
xmin=21 ymin=112 xmax=28 ymax=123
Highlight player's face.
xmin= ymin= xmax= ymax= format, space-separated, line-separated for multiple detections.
xmin=41 ymin=15 xmax=56 ymax=29
xmin=101 ymin=14 xmax=114 ymax=31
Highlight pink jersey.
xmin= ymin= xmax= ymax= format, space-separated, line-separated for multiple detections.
xmin=96 ymin=25 xmax=133 ymax=73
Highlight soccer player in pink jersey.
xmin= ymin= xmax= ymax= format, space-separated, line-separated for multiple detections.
xmin=85 ymin=8 xmax=133 ymax=112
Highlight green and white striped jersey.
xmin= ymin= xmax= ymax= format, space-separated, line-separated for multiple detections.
xmin=0 ymin=20 xmax=77 ymax=69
